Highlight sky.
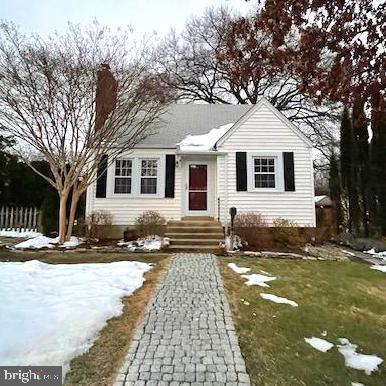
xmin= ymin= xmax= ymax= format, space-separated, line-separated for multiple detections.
xmin=0 ymin=0 xmax=255 ymax=37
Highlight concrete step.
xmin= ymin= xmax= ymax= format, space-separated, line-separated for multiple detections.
xmin=167 ymin=220 xmax=221 ymax=227
xmin=182 ymin=216 xmax=215 ymax=221
xmin=165 ymin=232 xmax=224 ymax=240
xmin=170 ymin=238 xmax=223 ymax=246
xmin=168 ymin=245 xmax=224 ymax=254
xmin=167 ymin=226 xmax=223 ymax=233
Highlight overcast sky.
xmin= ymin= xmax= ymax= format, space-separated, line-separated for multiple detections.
xmin=0 ymin=0 xmax=255 ymax=37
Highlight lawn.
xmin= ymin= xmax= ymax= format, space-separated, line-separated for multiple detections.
xmin=219 ymin=257 xmax=386 ymax=386
xmin=0 ymin=246 xmax=168 ymax=264
xmin=0 ymin=249 xmax=169 ymax=386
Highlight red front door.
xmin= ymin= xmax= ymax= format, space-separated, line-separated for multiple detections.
xmin=189 ymin=164 xmax=207 ymax=211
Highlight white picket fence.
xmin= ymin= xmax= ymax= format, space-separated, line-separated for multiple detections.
xmin=0 ymin=206 xmax=40 ymax=231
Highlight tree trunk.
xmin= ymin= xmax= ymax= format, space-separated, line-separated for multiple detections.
xmin=58 ymin=192 xmax=69 ymax=244
xmin=66 ymin=188 xmax=81 ymax=241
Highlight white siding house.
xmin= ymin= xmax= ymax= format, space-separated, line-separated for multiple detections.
xmin=86 ymin=98 xmax=315 ymax=235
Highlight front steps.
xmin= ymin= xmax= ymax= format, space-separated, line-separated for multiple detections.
xmin=165 ymin=217 xmax=224 ymax=254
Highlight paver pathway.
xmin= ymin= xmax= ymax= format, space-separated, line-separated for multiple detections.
xmin=116 ymin=253 xmax=250 ymax=386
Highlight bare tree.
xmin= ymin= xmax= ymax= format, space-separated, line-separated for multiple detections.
xmin=0 ymin=22 xmax=168 ymax=243
xmin=153 ymin=6 xmax=341 ymax=155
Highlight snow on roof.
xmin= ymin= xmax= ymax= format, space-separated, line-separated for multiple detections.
xmin=130 ymin=104 xmax=251 ymax=148
xmin=177 ymin=122 xmax=234 ymax=152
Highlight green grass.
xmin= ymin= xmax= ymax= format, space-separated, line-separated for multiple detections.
xmin=219 ymin=257 xmax=386 ymax=386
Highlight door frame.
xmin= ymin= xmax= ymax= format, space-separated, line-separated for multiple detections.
xmin=183 ymin=158 xmax=216 ymax=217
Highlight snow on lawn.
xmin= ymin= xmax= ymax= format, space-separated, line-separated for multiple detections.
xmin=260 ymin=293 xmax=298 ymax=307
xmin=241 ymin=273 xmax=276 ymax=287
xmin=228 ymin=263 xmax=250 ymax=274
xmin=304 ymin=337 xmax=334 ymax=352
xmin=0 ymin=229 xmax=42 ymax=238
xmin=177 ymin=122 xmax=234 ymax=151
xmin=370 ymin=265 xmax=386 ymax=273
xmin=118 ymin=236 xmax=162 ymax=251
xmin=337 ymin=338 xmax=383 ymax=375
xmin=365 ymin=248 xmax=386 ymax=261
xmin=0 ymin=260 xmax=151 ymax=375
xmin=14 ymin=235 xmax=83 ymax=249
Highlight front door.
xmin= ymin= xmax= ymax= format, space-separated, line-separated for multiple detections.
xmin=188 ymin=164 xmax=208 ymax=213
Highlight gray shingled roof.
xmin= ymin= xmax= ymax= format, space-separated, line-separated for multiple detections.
xmin=136 ymin=104 xmax=252 ymax=148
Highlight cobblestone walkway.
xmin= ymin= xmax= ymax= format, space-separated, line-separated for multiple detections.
xmin=115 ymin=253 xmax=250 ymax=386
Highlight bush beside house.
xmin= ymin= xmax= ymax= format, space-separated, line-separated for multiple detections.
xmin=233 ymin=212 xmax=323 ymax=251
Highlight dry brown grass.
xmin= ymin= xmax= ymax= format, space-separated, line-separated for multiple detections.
xmin=64 ymin=256 xmax=170 ymax=386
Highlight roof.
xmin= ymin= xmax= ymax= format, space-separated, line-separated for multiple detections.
xmin=135 ymin=104 xmax=252 ymax=148
xmin=314 ymin=195 xmax=332 ymax=207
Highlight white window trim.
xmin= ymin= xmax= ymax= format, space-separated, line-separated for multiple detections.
xmin=113 ymin=159 xmax=133 ymax=195
xmin=138 ymin=157 xmax=160 ymax=197
xmin=107 ymin=156 xmax=165 ymax=198
xmin=247 ymin=152 xmax=284 ymax=192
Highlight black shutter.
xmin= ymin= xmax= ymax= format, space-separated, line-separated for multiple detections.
xmin=283 ymin=152 xmax=295 ymax=191
xmin=96 ymin=154 xmax=108 ymax=198
xmin=165 ymin=154 xmax=175 ymax=198
xmin=236 ymin=152 xmax=247 ymax=191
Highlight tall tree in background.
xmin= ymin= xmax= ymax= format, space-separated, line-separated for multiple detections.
xmin=153 ymin=6 xmax=340 ymax=156
xmin=370 ymin=96 xmax=386 ymax=234
xmin=329 ymin=153 xmax=343 ymax=232
xmin=339 ymin=108 xmax=361 ymax=234
xmin=0 ymin=135 xmax=14 ymax=202
xmin=250 ymin=0 xmax=385 ymax=235
xmin=352 ymin=99 xmax=370 ymax=235
xmin=0 ymin=22 xmax=168 ymax=243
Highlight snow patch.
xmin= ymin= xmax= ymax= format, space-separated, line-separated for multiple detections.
xmin=304 ymin=337 xmax=334 ymax=352
xmin=337 ymin=338 xmax=383 ymax=375
xmin=224 ymin=235 xmax=243 ymax=251
xmin=260 ymin=293 xmax=298 ymax=307
xmin=0 ymin=229 xmax=42 ymax=238
xmin=365 ymin=248 xmax=386 ymax=261
xmin=14 ymin=235 xmax=83 ymax=249
xmin=241 ymin=273 xmax=276 ymax=287
xmin=351 ymin=383 xmax=366 ymax=386
xmin=118 ymin=236 xmax=162 ymax=251
xmin=0 ymin=260 xmax=151 ymax=375
xmin=370 ymin=265 xmax=386 ymax=273
xmin=177 ymin=123 xmax=234 ymax=151
xmin=228 ymin=263 xmax=250 ymax=274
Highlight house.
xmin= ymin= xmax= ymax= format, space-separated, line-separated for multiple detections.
xmin=315 ymin=195 xmax=336 ymax=234
xmin=86 ymin=98 xmax=315 ymax=243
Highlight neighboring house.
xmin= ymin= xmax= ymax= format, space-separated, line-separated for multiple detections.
xmin=86 ymin=98 xmax=315 ymax=237
xmin=315 ymin=195 xmax=335 ymax=232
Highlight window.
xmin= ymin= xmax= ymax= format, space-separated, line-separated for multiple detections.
xmin=140 ymin=159 xmax=158 ymax=194
xmin=254 ymin=157 xmax=276 ymax=188
xmin=114 ymin=159 xmax=132 ymax=193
